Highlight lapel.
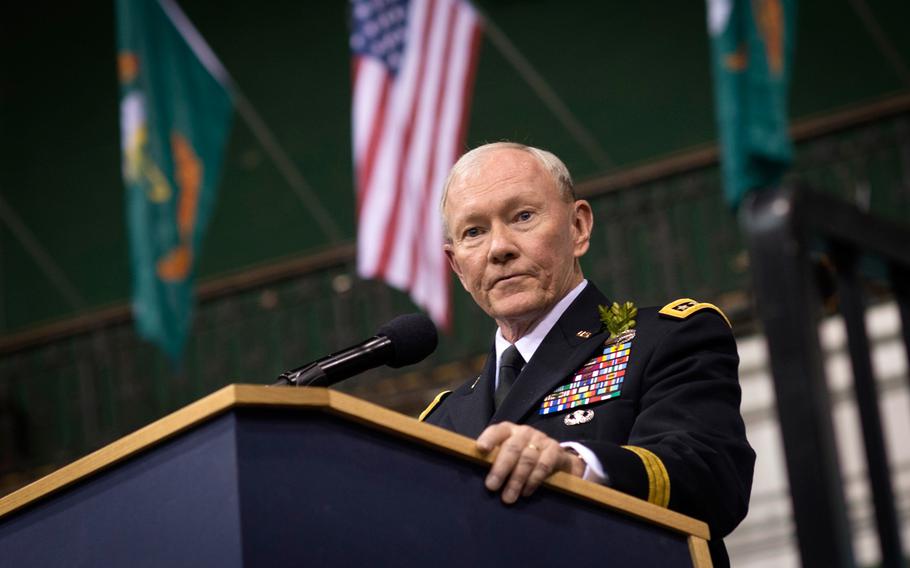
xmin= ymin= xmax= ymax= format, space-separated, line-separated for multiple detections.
xmin=447 ymin=348 xmax=496 ymax=438
xmin=491 ymin=282 xmax=611 ymax=425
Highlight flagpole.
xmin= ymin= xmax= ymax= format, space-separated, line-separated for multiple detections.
xmin=475 ymin=9 xmax=614 ymax=171
xmin=0 ymin=194 xmax=86 ymax=310
xmin=846 ymin=0 xmax=910 ymax=88
xmin=229 ymin=92 xmax=344 ymax=243
xmin=157 ymin=0 xmax=343 ymax=243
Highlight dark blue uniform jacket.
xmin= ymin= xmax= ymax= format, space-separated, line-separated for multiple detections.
xmin=422 ymin=282 xmax=755 ymax=566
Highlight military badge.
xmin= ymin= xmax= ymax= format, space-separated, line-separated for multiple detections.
xmin=564 ymin=409 xmax=594 ymax=426
xmin=605 ymin=328 xmax=636 ymax=347
xmin=538 ymin=334 xmax=634 ymax=415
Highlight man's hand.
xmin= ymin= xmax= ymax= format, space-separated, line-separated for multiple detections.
xmin=476 ymin=422 xmax=586 ymax=504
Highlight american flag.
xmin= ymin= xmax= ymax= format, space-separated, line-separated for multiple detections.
xmin=350 ymin=0 xmax=482 ymax=329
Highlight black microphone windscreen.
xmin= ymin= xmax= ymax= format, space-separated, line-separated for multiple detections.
xmin=377 ymin=313 xmax=438 ymax=368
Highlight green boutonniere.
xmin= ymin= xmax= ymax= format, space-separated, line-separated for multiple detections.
xmin=598 ymin=301 xmax=637 ymax=339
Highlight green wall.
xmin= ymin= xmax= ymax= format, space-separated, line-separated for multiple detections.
xmin=1 ymin=0 xmax=908 ymax=333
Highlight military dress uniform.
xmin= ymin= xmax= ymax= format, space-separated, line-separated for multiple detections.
xmin=420 ymin=282 xmax=755 ymax=566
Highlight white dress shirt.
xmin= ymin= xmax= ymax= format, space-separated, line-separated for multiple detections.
xmin=492 ymin=279 xmax=608 ymax=484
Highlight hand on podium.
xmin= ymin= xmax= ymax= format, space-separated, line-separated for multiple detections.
xmin=476 ymin=421 xmax=585 ymax=504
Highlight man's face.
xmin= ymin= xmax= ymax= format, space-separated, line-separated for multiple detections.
xmin=443 ymin=149 xmax=592 ymax=331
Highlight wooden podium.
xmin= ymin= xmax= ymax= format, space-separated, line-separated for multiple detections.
xmin=0 ymin=385 xmax=712 ymax=567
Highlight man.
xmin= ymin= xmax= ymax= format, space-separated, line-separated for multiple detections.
xmin=420 ymin=142 xmax=754 ymax=565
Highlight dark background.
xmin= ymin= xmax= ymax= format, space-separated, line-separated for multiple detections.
xmin=2 ymin=0 xmax=908 ymax=334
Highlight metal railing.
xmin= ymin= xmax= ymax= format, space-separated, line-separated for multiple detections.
xmin=742 ymin=186 xmax=910 ymax=568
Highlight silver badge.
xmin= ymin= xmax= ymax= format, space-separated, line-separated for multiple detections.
xmin=564 ymin=409 xmax=594 ymax=426
xmin=603 ymin=328 xmax=636 ymax=347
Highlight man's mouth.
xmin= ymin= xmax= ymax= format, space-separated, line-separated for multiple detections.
xmin=491 ymin=274 xmax=527 ymax=288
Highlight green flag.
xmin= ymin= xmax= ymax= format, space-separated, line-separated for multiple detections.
xmin=706 ymin=0 xmax=796 ymax=208
xmin=117 ymin=0 xmax=233 ymax=360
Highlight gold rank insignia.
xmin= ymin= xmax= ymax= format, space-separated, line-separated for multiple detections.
xmin=658 ymin=298 xmax=731 ymax=328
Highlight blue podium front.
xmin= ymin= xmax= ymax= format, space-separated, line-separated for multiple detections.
xmin=0 ymin=386 xmax=708 ymax=567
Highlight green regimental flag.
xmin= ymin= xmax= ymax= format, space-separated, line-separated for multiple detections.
xmin=706 ymin=0 xmax=796 ymax=208
xmin=116 ymin=0 xmax=233 ymax=360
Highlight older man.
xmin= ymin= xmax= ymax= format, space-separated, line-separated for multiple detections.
xmin=420 ymin=142 xmax=754 ymax=565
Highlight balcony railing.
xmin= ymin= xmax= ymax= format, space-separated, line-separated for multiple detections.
xmin=2 ymin=92 xmax=909 ymax=495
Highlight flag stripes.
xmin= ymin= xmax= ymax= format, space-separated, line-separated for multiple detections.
xmin=351 ymin=0 xmax=482 ymax=328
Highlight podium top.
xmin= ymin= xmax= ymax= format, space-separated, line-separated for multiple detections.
xmin=0 ymin=384 xmax=708 ymax=540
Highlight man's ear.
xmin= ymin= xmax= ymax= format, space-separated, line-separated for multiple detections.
xmin=571 ymin=199 xmax=594 ymax=258
xmin=444 ymin=244 xmax=469 ymax=291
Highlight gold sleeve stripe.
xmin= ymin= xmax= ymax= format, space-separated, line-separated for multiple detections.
xmin=658 ymin=298 xmax=732 ymax=328
xmin=622 ymin=445 xmax=671 ymax=508
xmin=418 ymin=390 xmax=451 ymax=422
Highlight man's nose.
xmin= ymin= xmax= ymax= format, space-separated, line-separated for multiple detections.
xmin=487 ymin=224 xmax=519 ymax=264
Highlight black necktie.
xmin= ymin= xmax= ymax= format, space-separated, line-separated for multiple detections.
xmin=495 ymin=345 xmax=526 ymax=410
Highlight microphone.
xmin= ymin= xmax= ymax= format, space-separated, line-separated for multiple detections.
xmin=273 ymin=313 xmax=438 ymax=387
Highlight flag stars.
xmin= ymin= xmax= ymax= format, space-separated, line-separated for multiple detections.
xmin=354 ymin=2 xmax=371 ymax=19
xmin=350 ymin=0 xmax=409 ymax=74
xmin=350 ymin=34 xmax=366 ymax=50
xmin=350 ymin=0 xmax=407 ymax=63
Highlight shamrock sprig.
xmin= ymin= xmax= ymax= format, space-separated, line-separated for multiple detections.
xmin=598 ymin=301 xmax=637 ymax=339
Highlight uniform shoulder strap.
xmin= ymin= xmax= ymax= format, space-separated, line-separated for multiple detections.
xmin=658 ymin=298 xmax=731 ymax=328
xmin=418 ymin=390 xmax=452 ymax=422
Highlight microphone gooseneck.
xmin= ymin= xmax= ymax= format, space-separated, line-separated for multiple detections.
xmin=273 ymin=313 xmax=438 ymax=387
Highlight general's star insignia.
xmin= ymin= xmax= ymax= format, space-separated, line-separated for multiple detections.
xmin=564 ymin=409 xmax=594 ymax=426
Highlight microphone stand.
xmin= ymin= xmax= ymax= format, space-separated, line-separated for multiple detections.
xmin=271 ymin=336 xmax=392 ymax=388
xmin=271 ymin=363 xmax=325 ymax=387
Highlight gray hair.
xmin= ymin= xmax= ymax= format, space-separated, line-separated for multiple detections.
xmin=440 ymin=142 xmax=576 ymax=221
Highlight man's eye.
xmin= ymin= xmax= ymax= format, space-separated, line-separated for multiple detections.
xmin=463 ymin=227 xmax=481 ymax=238
xmin=517 ymin=211 xmax=533 ymax=222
